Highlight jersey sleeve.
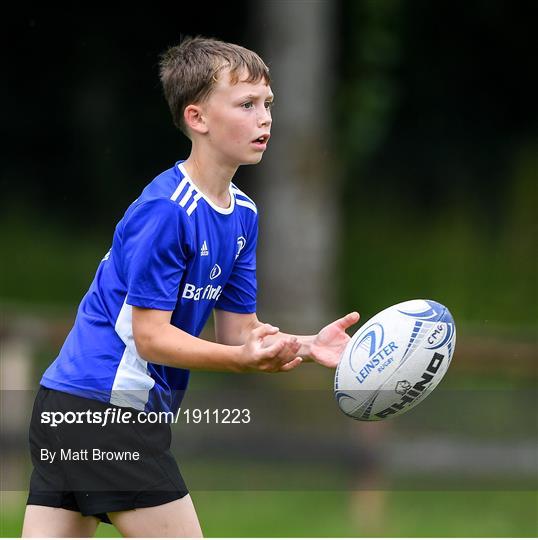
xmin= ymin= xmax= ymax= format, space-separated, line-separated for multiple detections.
xmin=122 ymin=198 xmax=191 ymax=310
xmin=215 ymin=214 xmax=258 ymax=314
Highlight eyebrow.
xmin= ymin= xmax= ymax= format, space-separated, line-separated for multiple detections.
xmin=239 ymin=93 xmax=274 ymax=101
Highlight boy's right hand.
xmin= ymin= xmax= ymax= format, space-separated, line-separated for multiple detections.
xmin=240 ymin=324 xmax=302 ymax=373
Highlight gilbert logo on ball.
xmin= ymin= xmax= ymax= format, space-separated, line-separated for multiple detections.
xmin=334 ymin=299 xmax=456 ymax=421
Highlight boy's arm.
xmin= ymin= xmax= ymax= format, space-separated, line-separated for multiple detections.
xmin=214 ymin=309 xmax=360 ymax=368
xmin=132 ymin=306 xmax=302 ymax=373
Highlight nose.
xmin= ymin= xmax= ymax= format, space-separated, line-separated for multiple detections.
xmin=257 ymin=106 xmax=272 ymax=127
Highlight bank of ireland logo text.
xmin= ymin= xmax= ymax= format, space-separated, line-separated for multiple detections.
xmin=349 ymin=323 xmax=399 ymax=384
xmin=182 ymin=263 xmax=223 ymax=301
xmin=235 ymin=236 xmax=246 ymax=260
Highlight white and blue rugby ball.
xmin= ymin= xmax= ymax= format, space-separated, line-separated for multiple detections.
xmin=335 ymin=299 xmax=456 ymax=421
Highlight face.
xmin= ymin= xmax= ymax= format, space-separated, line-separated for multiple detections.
xmin=195 ymin=69 xmax=273 ymax=166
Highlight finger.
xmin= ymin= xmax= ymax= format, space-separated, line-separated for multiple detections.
xmin=276 ymin=339 xmax=300 ymax=365
xmin=280 ymin=357 xmax=303 ymax=372
xmin=336 ymin=311 xmax=360 ymax=330
xmin=260 ymin=336 xmax=298 ymax=365
xmin=253 ymin=323 xmax=280 ymax=340
xmin=285 ymin=339 xmax=301 ymax=358
xmin=263 ymin=337 xmax=288 ymax=358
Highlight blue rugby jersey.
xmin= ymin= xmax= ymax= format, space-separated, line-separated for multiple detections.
xmin=41 ymin=161 xmax=258 ymax=413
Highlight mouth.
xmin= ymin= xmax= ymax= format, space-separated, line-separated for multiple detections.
xmin=251 ymin=134 xmax=270 ymax=150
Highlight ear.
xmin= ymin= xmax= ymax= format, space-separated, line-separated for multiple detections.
xmin=184 ymin=104 xmax=208 ymax=135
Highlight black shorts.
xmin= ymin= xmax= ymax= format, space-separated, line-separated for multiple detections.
xmin=27 ymin=386 xmax=188 ymax=523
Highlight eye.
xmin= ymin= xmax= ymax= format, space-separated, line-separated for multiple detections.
xmin=242 ymin=101 xmax=254 ymax=109
xmin=265 ymin=100 xmax=274 ymax=110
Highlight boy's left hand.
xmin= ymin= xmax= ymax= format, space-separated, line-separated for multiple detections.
xmin=309 ymin=312 xmax=360 ymax=368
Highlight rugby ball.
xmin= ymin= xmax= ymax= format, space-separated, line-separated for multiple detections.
xmin=334 ymin=299 xmax=456 ymax=421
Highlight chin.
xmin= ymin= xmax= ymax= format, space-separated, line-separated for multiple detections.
xmin=242 ymin=153 xmax=264 ymax=165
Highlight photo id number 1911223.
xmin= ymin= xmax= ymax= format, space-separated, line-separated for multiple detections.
xmin=178 ymin=408 xmax=251 ymax=424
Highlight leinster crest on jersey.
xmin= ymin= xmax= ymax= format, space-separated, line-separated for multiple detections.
xmin=235 ymin=236 xmax=246 ymax=260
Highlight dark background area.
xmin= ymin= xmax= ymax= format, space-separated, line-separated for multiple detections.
xmin=340 ymin=1 xmax=536 ymax=227
xmin=3 ymin=3 xmax=536 ymax=230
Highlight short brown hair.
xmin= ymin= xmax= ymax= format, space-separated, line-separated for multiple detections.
xmin=159 ymin=36 xmax=271 ymax=135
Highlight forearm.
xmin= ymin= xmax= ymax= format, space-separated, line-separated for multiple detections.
xmin=136 ymin=322 xmax=243 ymax=372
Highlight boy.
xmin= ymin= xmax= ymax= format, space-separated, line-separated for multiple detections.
xmin=22 ymin=36 xmax=359 ymax=537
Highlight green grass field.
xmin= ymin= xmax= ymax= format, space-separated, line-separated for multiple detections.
xmin=2 ymin=490 xmax=536 ymax=537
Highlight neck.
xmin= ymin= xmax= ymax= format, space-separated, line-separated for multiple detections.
xmin=182 ymin=147 xmax=238 ymax=208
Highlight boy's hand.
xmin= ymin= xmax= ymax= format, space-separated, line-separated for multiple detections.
xmin=309 ymin=312 xmax=360 ymax=368
xmin=240 ymin=324 xmax=303 ymax=373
